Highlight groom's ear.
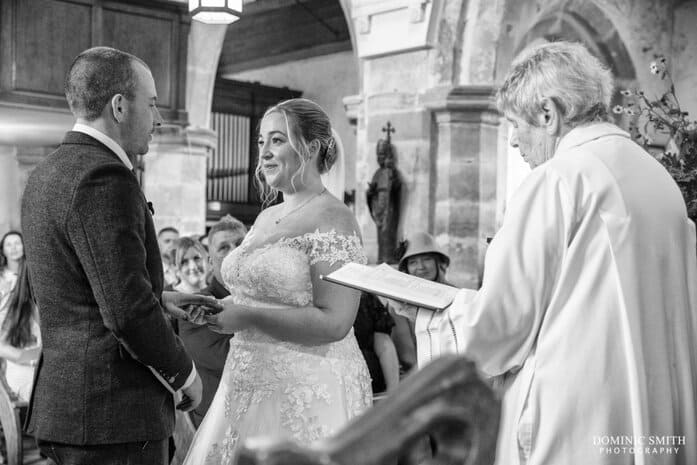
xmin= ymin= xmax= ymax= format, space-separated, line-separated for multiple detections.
xmin=110 ymin=94 xmax=126 ymax=123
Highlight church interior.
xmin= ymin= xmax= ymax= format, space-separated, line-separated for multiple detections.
xmin=1 ymin=1 xmax=696 ymax=461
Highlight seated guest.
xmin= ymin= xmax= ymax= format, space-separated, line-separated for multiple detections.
xmin=390 ymin=232 xmax=452 ymax=373
xmin=178 ymin=215 xmax=247 ymax=427
xmin=353 ymin=292 xmax=399 ymax=395
xmin=0 ymin=231 xmax=24 ymax=308
xmin=157 ymin=226 xmax=180 ymax=288
xmin=172 ymin=237 xmax=208 ymax=295
xmin=0 ymin=260 xmax=41 ymax=402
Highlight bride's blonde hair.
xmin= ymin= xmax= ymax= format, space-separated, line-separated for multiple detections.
xmin=255 ymin=98 xmax=339 ymax=207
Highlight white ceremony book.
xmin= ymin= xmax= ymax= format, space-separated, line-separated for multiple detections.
xmin=321 ymin=262 xmax=458 ymax=311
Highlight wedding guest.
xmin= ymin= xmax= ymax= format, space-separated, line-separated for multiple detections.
xmin=397 ymin=41 xmax=697 ymax=464
xmin=0 ymin=260 xmax=41 ymax=402
xmin=353 ymin=292 xmax=399 ymax=395
xmin=172 ymin=237 xmax=208 ymax=295
xmin=0 ymin=231 xmax=24 ymax=309
xmin=390 ymin=231 xmax=452 ymax=373
xmin=184 ymin=98 xmax=371 ymax=464
xmin=158 ymin=226 xmax=180 ymax=287
xmin=179 ymin=215 xmax=247 ymax=427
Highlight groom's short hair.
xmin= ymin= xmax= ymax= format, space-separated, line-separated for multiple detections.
xmin=65 ymin=46 xmax=148 ymax=121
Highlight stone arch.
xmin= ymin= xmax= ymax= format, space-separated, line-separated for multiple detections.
xmin=494 ymin=1 xmax=636 ymax=86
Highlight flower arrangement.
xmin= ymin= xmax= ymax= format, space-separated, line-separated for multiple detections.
xmin=613 ymin=56 xmax=697 ymax=222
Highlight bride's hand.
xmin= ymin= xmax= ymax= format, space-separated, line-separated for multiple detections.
xmin=162 ymin=291 xmax=222 ymax=321
xmin=205 ymin=297 xmax=249 ymax=334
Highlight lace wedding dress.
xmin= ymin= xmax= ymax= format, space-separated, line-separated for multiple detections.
xmin=183 ymin=228 xmax=372 ymax=465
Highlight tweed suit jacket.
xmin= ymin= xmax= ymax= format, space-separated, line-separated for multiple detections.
xmin=21 ymin=131 xmax=193 ymax=445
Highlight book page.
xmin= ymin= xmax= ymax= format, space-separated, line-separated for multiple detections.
xmin=322 ymin=262 xmax=459 ymax=310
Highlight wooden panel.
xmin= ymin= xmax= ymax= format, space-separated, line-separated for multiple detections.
xmin=101 ymin=5 xmax=175 ymax=109
xmin=0 ymin=0 xmax=188 ymax=121
xmin=2 ymin=0 xmax=91 ymax=106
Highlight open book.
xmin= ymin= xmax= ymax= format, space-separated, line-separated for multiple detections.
xmin=321 ymin=262 xmax=458 ymax=311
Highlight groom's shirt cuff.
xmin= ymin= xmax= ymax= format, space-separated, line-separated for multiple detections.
xmin=180 ymin=363 xmax=198 ymax=391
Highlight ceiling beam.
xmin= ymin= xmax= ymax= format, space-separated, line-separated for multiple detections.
xmin=220 ymin=40 xmax=352 ymax=75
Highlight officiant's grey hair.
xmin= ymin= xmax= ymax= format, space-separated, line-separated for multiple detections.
xmin=497 ymin=41 xmax=614 ymax=126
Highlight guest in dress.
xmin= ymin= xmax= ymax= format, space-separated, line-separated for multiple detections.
xmin=353 ymin=292 xmax=399 ymax=395
xmin=0 ymin=259 xmax=41 ymax=401
xmin=0 ymin=231 xmax=24 ymax=310
xmin=179 ymin=215 xmax=247 ymax=427
xmin=183 ymin=98 xmax=371 ymax=464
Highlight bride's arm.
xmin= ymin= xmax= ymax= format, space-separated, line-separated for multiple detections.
xmin=206 ymin=211 xmax=363 ymax=345
xmin=210 ymin=265 xmax=360 ymax=345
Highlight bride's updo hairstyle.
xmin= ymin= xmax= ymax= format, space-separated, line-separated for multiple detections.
xmin=255 ymin=98 xmax=340 ymax=206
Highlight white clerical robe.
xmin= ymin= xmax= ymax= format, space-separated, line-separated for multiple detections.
xmin=416 ymin=123 xmax=697 ymax=465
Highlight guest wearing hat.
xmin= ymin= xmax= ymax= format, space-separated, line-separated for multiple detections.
xmin=397 ymin=231 xmax=451 ymax=285
xmin=390 ymin=231 xmax=453 ymax=372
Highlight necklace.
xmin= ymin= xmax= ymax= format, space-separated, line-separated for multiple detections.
xmin=275 ymin=188 xmax=326 ymax=225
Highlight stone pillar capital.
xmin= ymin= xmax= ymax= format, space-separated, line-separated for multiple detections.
xmin=150 ymin=124 xmax=217 ymax=155
xmin=423 ymin=85 xmax=500 ymax=124
xmin=343 ymin=94 xmax=364 ymax=126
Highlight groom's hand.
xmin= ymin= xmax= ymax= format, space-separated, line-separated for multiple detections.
xmin=162 ymin=291 xmax=222 ymax=321
xmin=177 ymin=372 xmax=202 ymax=412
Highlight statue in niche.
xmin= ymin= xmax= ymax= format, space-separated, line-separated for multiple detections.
xmin=367 ymin=122 xmax=402 ymax=264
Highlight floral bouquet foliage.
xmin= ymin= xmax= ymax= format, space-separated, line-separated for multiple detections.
xmin=613 ymin=57 xmax=697 ymax=222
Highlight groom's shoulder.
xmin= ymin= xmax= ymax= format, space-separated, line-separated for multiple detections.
xmin=36 ymin=144 xmax=131 ymax=195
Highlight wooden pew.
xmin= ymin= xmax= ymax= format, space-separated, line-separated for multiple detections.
xmin=236 ymin=356 xmax=500 ymax=465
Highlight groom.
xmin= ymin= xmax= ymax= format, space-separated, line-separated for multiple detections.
xmin=22 ymin=47 xmax=217 ymax=464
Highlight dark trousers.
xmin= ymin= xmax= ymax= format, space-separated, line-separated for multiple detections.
xmin=37 ymin=438 xmax=168 ymax=465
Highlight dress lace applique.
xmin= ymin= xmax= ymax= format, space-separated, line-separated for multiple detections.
xmin=307 ymin=229 xmax=367 ymax=266
xmin=183 ymin=229 xmax=372 ymax=465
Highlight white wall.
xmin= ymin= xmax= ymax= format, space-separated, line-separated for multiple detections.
xmin=224 ymin=50 xmax=360 ymax=199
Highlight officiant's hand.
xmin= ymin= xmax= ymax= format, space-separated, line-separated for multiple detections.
xmin=205 ymin=296 xmax=248 ymax=334
xmin=162 ymin=291 xmax=222 ymax=321
xmin=388 ymin=299 xmax=419 ymax=321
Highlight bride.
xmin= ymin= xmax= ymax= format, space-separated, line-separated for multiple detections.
xmin=183 ymin=98 xmax=372 ymax=464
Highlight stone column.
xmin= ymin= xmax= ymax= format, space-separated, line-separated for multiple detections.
xmin=343 ymin=94 xmax=364 ymax=210
xmin=142 ymin=20 xmax=227 ymax=236
xmin=144 ymin=125 xmax=216 ymax=236
xmin=186 ymin=21 xmax=228 ymax=130
xmin=0 ymin=145 xmax=54 ymax=233
xmin=424 ymin=85 xmax=500 ymax=289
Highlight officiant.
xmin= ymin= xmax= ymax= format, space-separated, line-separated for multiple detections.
xmin=397 ymin=41 xmax=697 ymax=465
